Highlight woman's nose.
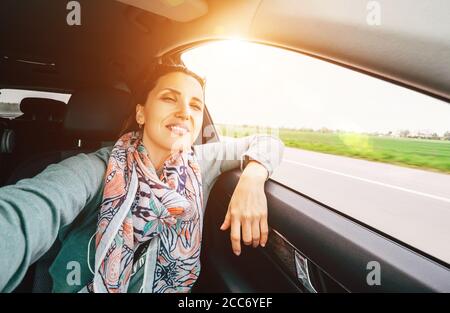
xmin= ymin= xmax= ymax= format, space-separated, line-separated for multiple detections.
xmin=176 ymin=100 xmax=192 ymax=119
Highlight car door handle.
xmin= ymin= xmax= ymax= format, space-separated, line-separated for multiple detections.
xmin=294 ymin=250 xmax=317 ymax=293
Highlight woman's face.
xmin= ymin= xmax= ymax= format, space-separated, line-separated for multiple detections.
xmin=136 ymin=71 xmax=204 ymax=154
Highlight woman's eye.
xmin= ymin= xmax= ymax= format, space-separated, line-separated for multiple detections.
xmin=163 ymin=97 xmax=176 ymax=102
xmin=190 ymin=104 xmax=202 ymax=111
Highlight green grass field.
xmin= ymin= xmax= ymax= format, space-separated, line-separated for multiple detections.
xmin=216 ymin=124 xmax=450 ymax=174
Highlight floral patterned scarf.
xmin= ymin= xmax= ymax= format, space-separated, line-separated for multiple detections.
xmin=86 ymin=131 xmax=203 ymax=293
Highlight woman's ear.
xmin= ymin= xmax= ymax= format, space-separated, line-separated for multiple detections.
xmin=135 ymin=103 xmax=145 ymax=125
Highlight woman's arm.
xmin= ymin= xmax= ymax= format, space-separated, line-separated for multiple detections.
xmin=194 ymin=134 xmax=285 ymax=255
xmin=0 ymin=147 xmax=111 ymax=292
xmin=195 ymin=134 xmax=285 ymax=184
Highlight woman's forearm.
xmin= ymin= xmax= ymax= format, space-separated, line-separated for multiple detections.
xmin=240 ymin=160 xmax=268 ymax=183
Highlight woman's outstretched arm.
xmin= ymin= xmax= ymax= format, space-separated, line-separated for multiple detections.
xmin=0 ymin=147 xmax=111 ymax=292
xmin=194 ymin=134 xmax=285 ymax=255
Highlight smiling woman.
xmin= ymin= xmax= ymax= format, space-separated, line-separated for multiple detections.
xmin=0 ymin=61 xmax=285 ymax=293
xmin=133 ymin=64 xmax=206 ymax=170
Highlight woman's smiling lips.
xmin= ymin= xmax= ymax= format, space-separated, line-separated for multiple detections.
xmin=165 ymin=123 xmax=190 ymax=136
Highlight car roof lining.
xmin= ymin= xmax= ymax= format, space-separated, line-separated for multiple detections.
xmin=0 ymin=0 xmax=448 ymax=101
xmin=114 ymin=0 xmax=208 ymax=22
xmin=158 ymin=0 xmax=450 ymax=101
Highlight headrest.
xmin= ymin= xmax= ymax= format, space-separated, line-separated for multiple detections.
xmin=0 ymin=128 xmax=15 ymax=153
xmin=63 ymin=87 xmax=133 ymax=140
xmin=19 ymin=97 xmax=66 ymax=122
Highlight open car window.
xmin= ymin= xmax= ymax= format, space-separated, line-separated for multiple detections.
xmin=182 ymin=40 xmax=450 ymax=265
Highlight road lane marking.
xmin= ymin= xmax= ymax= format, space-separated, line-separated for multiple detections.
xmin=284 ymin=159 xmax=450 ymax=204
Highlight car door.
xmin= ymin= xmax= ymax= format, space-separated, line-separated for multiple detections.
xmin=192 ymin=169 xmax=450 ymax=293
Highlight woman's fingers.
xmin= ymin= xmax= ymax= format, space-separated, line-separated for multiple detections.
xmin=242 ymin=218 xmax=253 ymax=246
xmin=226 ymin=200 xmax=268 ymax=254
xmin=230 ymin=217 xmax=242 ymax=256
xmin=220 ymin=209 xmax=231 ymax=231
xmin=251 ymin=219 xmax=261 ymax=248
xmin=260 ymin=215 xmax=269 ymax=247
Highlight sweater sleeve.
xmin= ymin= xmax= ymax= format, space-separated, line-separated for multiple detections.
xmin=194 ymin=134 xmax=285 ymax=186
xmin=0 ymin=146 xmax=111 ymax=292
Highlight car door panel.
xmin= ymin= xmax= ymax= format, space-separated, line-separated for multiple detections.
xmin=193 ymin=169 xmax=450 ymax=293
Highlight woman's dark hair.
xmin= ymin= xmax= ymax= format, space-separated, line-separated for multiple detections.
xmin=119 ymin=62 xmax=206 ymax=136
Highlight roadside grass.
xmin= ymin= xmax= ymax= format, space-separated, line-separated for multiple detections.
xmin=216 ymin=124 xmax=450 ymax=174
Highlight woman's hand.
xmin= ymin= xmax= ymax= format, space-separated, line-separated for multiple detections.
xmin=220 ymin=160 xmax=269 ymax=256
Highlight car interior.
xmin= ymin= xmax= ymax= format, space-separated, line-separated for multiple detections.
xmin=0 ymin=0 xmax=449 ymax=293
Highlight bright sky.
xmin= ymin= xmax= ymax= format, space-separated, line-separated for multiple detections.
xmin=182 ymin=40 xmax=450 ymax=136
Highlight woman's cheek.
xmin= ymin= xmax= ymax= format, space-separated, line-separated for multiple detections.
xmin=191 ymin=127 xmax=201 ymax=144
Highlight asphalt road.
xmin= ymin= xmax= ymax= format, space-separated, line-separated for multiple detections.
xmin=270 ymin=147 xmax=450 ymax=264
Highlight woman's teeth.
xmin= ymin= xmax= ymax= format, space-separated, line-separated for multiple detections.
xmin=168 ymin=125 xmax=188 ymax=135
